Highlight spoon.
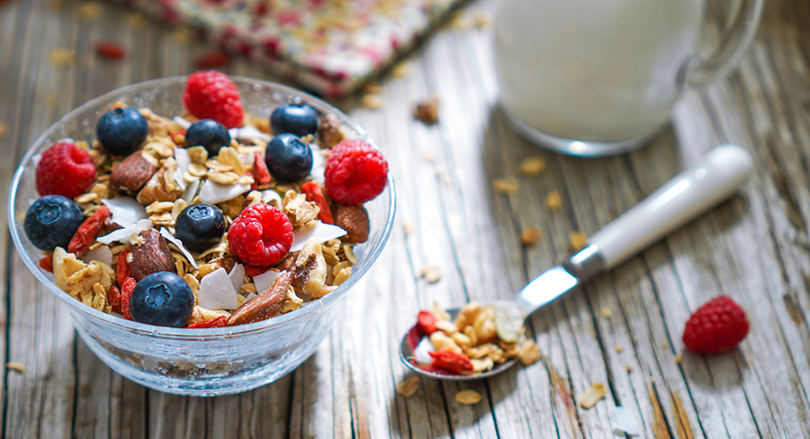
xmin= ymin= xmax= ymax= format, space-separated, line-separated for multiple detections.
xmin=400 ymin=145 xmax=754 ymax=380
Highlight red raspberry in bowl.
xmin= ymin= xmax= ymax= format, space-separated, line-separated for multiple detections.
xmin=324 ymin=139 xmax=388 ymax=206
xmin=182 ymin=71 xmax=245 ymax=129
xmin=682 ymin=295 xmax=749 ymax=355
xmin=35 ymin=141 xmax=96 ymax=199
xmin=228 ymin=203 xmax=293 ymax=267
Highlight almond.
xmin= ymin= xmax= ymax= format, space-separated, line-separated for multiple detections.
xmin=317 ymin=114 xmax=344 ymax=148
xmin=129 ymin=229 xmax=175 ymax=281
xmin=227 ymin=271 xmax=291 ymax=326
xmin=332 ymin=205 xmax=369 ymax=243
xmin=110 ymin=152 xmax=158 ymax=193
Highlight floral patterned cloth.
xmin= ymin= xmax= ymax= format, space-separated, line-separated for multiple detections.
xmin=110 ymin=0 xmax=468 ymax=97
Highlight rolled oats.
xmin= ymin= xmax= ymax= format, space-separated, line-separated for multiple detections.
xmin=579 ymin=383 xmax=606 ymax=409
xmin=396 ymin=376 xmax=420 ymax=398
xmin=455 ymin=390 xmax=483 ymax=405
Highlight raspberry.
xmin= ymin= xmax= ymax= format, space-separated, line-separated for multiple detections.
xmin=682 ymin=295 xmax=749 ymax=355
xmin=324 ymin=139 xmax=388 ymax=205
xmin=36 ymin=141 xmax=96 ymax=199
xmin=182 ymin=71 xmax=244 ymax=129
xmin=228 ymin=203 xmax=293 ymax=266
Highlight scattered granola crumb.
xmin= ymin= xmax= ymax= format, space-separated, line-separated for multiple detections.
xmin=403 ymin=222 xmax=413 ymax=236
xmin=423 ymin=152 xmax=436 ymax=162
xmin=599 ymin=307 xmax=613 ymax=318
xmin=0 ymin=122 xmax=8 ymax=139
xmin=392 ymin=61 xmax=412 ymax=78
xmin=579 ymin=382 xmax=606 ymax=409
xmin=674 ymin=354 xmax=682 ymax=364
xmin=6 ymin=363 xmax=25 ymax=373
xmin=361 ymin=94 xmax=384 ymax=109
xmin=449 ymin=11 xmax=469 ymax=30
xmin=455 ymin=390 xmax=483 ymax=405
xmin=421 ymin=265 xmax=441 ymax=284
xmin=170 ymin=27 xmax=193 ymax=44
xmin=520 ymin=227 xmax=542 ymax=247
xmin=492 ymin=177 xmax=519 ymax=194
xmin=126 ymin=12 xmax=146 ymax=27
xmin=48 ymin=49 xmax=76 ymax=66
xmin=76 ymin=1 xmax=102 ymax=19
xmin=626 ymin=365 xmax=634 ymax=373
xmin=413 ymin=96 xmax=439 ymax=125
xmin=569 ymin=232 xmax=588 ymax=251
xmin=396 ymin=376 xmax=420 ymax=397
xmin=520 ymin=340 xmax=541 ymax=366
xmin=361 ymin=81 xmax=382 ymax=95
xmin=615 ymin=345 xmax=624 ymax=353
xmin=473 ymin=11 xmax=492 ymax=29
xmin=545 ymin=191 xmax=562 ymax=209
xmin=519 ymin=157 xmax=546 ymax=176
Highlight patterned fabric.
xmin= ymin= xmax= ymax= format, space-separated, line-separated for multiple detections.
xmin=110 ymin=0 xmax=468 ymax=97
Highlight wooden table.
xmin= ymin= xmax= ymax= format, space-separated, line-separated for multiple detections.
xmin=1 ymin=0 xmax=809 ymax=437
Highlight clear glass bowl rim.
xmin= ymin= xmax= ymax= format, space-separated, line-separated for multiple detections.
xmin=8 ymin=75 xmax=396 ymax=338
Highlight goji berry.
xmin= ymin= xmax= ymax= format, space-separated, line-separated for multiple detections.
xmin=170 ymin=129 xmax=186 ymax=145
xmin=95 ymin=41 xmax=127 ymax=60
xmin=116 ymin=248 xmax=131 ymax=287
xmin=300 ymin=181 xmax=334 ymax=224
xmin=186 ymin=316 xmax=228 ymax=328
xmin=108 ymin=286 xmax=122 ymax=314
xmin=67 ymin=206 xmax=110 ymax=257
xmin=195 ymin=50 xmax=231 ymax=69
xmin=245 ymin=264 xmax=269 ymax=278
xmin=253 ymin=151 xmax=272 ymax=186
xmin=417 ymin=310 xmax=438 ymax=336
xmin=417 ymin=361 xmax=457 ymax=375
xmin=429 ymin=350 xmax=474 ymax=374
xmin=120 ymin=277 xmax=136 ymax=321
xmin=39 ymin=255 xmax=53 ymax=272
xmin=407 ymin=325 xmax=422 ymax=352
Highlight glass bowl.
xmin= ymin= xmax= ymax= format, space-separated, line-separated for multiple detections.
xmin=8 ymin=76 xmax=395 ymax=396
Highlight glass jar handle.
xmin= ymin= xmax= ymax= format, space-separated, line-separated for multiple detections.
xmin=684 ymin=0 xmax=766 ymax=87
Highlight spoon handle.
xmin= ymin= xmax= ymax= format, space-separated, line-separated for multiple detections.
xmin=566 ymin=144 xmax=753 ymax=277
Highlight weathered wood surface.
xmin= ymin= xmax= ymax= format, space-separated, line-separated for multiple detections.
xmin=1 ymin=0 xmax=810 ymax=437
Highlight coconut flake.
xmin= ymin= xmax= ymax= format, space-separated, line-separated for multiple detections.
xmin=183 ymin=179 xmax=200 ymax=202
xmin=290 ymin=221 xmax=347 ymax=252
xmin=244 ymin=292 xmax=257 ymax=302
xmin=198 ymin=180 xmax=252 ymax=205
xmin=253 ymin=269 xmax=281 ymax=294
xmin=97 ymin=219 xmax=153 ymax=244
xmin=414 ymin=337 xmax=435 ymax=365
xmin=102 ymin=197 xmax=148 ymax=228
xmin=173 ymin=116 xmax=191 ymax=129
xmin=173 ymin=148 xmax=190 ymax=190
xmin=229 ymin=125 xmax=272 ymax=142
xmin=262 ymin=190 xmax=282 ymax=206
xmin=160 ymin=227 xmax=199 ymax=269
xmin=199 ymin=267 xmax=239 ymax=310
xmin=80 ymin=245 xmax=113 ymax=267
xmin=309 ymin=143 xmax=325 ymax=182
xmin=228 ymin=263 xmax=245 ymax=293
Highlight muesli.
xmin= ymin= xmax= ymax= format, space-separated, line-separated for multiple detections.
xmin=24 ymin=71 xmax=389 ymax=328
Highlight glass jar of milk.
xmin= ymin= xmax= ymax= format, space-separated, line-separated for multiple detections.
xmin=495 ymin=0 xmax=765 ymax=156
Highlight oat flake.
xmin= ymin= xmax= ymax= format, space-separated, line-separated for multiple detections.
xmin=455 ymin=390 xmax=483 ymax=405
xmin=579 ymin=382 xmax=606 ymax=409
xmin=396 ymin=377 xmax=420 ymax=398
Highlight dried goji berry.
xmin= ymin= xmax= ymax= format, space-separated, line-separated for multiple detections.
xmin=245 ymin=264 xmax=269 ymax=278
xmin=108 ymin=285 xmax=122 ymax=314
xmin=418 ymin=361 xmax=457 ymax=375
xmin=253 ymin=151 xmax=272 ymax=186
xmin=39 ymin=255 xmax=53 ymax=272
xmin=300 ymin=181 xmax=334 ymax=224
xmin=120 ymin=277 xmax=136 ymax=321
xmin=170 ymin=129 xmax=186 ymax=145
xmin=67 ymin=206 xmax=110 ymax=257
xmin=429 ymin=350 xmax=474 ymax=374
xmin=417 ymin=310 xmax=438 ymax=336
xmin=407 ymin=325 xmax=421 ymax=352
xmin=95 ymin=41 xmax=127 ymax=60
xmin=186 ymin=316 xmax=228 ymax=328
xmin=195 ymin=50 xmax=230 ymax=69
xmin=116 ymin=248 xmax=131 ymax=287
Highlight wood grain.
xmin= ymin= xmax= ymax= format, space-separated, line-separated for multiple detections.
xmin=2 ymin=0 xmax=810 ymax=437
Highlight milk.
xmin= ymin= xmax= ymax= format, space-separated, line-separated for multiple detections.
xmin=495 ymin=0 xmax=704 ymax=143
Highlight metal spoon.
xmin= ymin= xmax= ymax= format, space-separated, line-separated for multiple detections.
xmin=400 ymin=145 xmax=754 ymax=380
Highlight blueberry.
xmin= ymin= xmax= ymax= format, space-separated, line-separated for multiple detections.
xmin=264 ymin=133 xmax=313 ymax=182
xmin=96 ymin=107 xmax=149 ymax=156
xmin=24 ymin=195 xmax=84 ymax=251
xmin=175 ymin=204 xmax=226 ymax=253
xmin=185 ymin=119 xmax=231 ymax=157
xmin=129 ymin=272 xmax=194 ymax=327
xmin=270 ymin=103 xmax=319 ymax=137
